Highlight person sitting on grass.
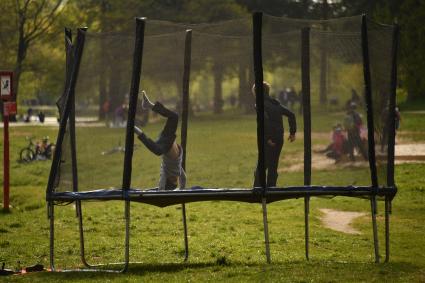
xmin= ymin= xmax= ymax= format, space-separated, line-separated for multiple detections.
xmin=134 ymin=91 xmax=186 ymax=191
xmin=317 ymin=124 xmax=349 ymax=163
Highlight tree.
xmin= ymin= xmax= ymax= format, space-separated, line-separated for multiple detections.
xmin=399 ymin=0 xmax=425 ymax=102
xmin=12 ymin=0 xmax=65 ymax=107
xmin=319 ymin=0 xmax=329 ymax=106
xmin=180 ymin=0 xmax=247 ymax=113
xmin=0 ymin=1 xmax=65 ymax=119
xmin=337 ymin=0 xmax=423 ymax=102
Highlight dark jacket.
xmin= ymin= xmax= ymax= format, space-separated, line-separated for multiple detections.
xmin=264 ymin=96 xmax=296 ymax=142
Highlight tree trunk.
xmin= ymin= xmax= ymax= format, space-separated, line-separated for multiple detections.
xmin=319 ymin=45 xmax=328 ymax=105
xmin=301 ymin=0 xmax=310 ymax=18
xmin=406 ymin=74 xmax=423 ymax=102
xmin=98 ymin=40 xmax=108 ymax=120
xmin=238 ymin=61 xmax=253 ymax=112
xmin=319 ymin=0 xmax=329 ymax=106
xmin=246 ymin=63 xmax=255 ymax=113
xmin=10 ymin=32 xmax=27 ymax=121
xmin=98 ymin=0 xmax=108 ymax=120
xmin=108 ymin=69 xmax=121 ymax=114
xmin=238 ymin=62 xmax=246 ymax=109
xmin=213 ymin=64 xmax=223 ymax=114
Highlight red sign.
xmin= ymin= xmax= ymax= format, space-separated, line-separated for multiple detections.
xmin=4 ymin=102 xmax=17 ymax=116
xmin=0 ymin=71 xmax=13 ymax=101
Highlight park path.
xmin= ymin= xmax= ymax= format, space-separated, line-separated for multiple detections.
xmin=3 ymin=117 xmax=424 ymax=162
xmin=319 ymin=208 xmax=367 ymax=234
xmin=0 ymin=116 xmax=104 ymax=128
xmin=395 ymin=143 xmax=425 ymax=161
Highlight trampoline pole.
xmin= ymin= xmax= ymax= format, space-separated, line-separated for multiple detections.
xmin=262 ymin=198 xmax=271 ymax=263
xmin=385 ymin=24 xmax=398 ymax=264
xmin=362 ymin=14 xmax=380 ymax=264
xmin=182 ymin=204 xmax=189 ymax=261
xmin=301 ymin=27 xmax=311 ymax=262
xmin=180 ymin=29 xmax=192 ymax=263
xmin=120 ymin=16 xmax=145 ymax=273
xmin=371 ymin=196 xmax=380 ymax=263
xmin=48 ymin=201 xmax=55 ymax=271
xmin=123 ymin=200 xmax=130 ymax=272
xmin=304 ymin=197 xmax=310 ymax=260
xmin=385 ymin=197 xmax=390 ymax=262
xmin=76 ymin=200 xmax=91 ymax=268
xmin=253 ymin=11 xmax=268 ymax=263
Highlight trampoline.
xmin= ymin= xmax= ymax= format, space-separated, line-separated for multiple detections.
xmin=46 ymin=13 xmax=399 ymax=272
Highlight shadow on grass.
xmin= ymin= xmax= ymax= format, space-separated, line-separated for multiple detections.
xmin=30 ymin=262 xmax=217 ymax=280
xmin=0 ymin=209 xmax=12 ymax=215
xmin=28 ymin=260 xmax=422 ymax=281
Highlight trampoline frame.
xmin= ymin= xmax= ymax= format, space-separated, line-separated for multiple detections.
xmin=46 ymin=13 xmax=399 ymax=272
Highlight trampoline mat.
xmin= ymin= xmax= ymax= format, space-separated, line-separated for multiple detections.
xmin=48 ymin=186 xmax=397 ymax=208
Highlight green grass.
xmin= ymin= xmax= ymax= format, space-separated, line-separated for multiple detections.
xmin=398 ymin=113 xmax=425 ymax=132
xmin=0 ymin=111 xmax=425 ymax=282
xmin=398 ymin=98 xmax=425 ymax=112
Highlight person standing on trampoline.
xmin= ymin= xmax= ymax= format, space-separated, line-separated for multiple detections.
xmin=253 ymin=82 xmax=297 ymax=188
xmin=134 ymin=91 xmax=186 ymax=190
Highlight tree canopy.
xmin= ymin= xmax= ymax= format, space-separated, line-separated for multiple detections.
xmin=0 ymin=0 xmax=423 ymax=113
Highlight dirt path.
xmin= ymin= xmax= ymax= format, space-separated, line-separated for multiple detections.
xmin=280 ymin=143 xmax=425 ymax=173
xmin=319 ymin=208 xmax=366 ymax=234
xmin=395 ymin=143 xmax=425 ymax=162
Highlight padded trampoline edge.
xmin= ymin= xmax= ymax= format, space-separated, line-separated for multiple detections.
xmin=46 ymin=186 xmax=397 ymax=207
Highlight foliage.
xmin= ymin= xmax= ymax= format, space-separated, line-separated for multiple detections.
xmin=0 ymin=0 xmax=424 ymax=119
xmin=0 ymin=0 xmax=66 ymax=110
xmin=398 ymin=0 xmax=425 ymax=102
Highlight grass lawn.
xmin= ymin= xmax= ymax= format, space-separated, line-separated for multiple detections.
xmin=0 ymin=111 xmax=424 ymax=282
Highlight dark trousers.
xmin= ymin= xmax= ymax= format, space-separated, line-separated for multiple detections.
xmin=138 ymin=102 xmax=178 ymax=156
xmin=254 ymin=139 xmax=283 ymax=187
xmin=347 ymin=130 xmax=368 ymax=161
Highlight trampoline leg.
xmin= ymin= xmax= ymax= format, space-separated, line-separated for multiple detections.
xmin=48 ymin=201 xmax=55 ymax=271
xmin=76 ymin=199 xmax=130 ymax=272
xmin=304 ymin=197 xmax=310 ymax=261
xmin=77 ymin=200 xmax=92 ymax=268
xmin=370 ymin=196 xmax=380 ymax=263
xmin=385 ymin=198 xmax=390 ymax=262
xmin=182 ymin=204 xmax=189 ymax=261
xmin=123 ymin=200 xmax=130 ymax=272
xmin=261 ymin=198 xmax=271 ymax=263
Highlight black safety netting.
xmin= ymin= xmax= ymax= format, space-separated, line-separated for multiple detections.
xmin=261 ymin=15 xmax=367 ymax=187
xmin=190 ymin=18 xmax=256 ymax=189
xmin=187 ymin=31 xmax=257 ymax=188
xmin=368 ymin=21 xmax=395 ymax=187
xmin=261 ymin=26 xmax=304 ymax=187
xmin=53 ymin=35 xmax=74 ymax=192
xmin=133 ymin=18 xmax=258 ymax=190
xmin=54 ymin=31 xmax=136 ymax=192
xmin=309 ymin=26 xmax=370 ymax=186
xmin=132 ymin=29 xmax=187 ymax=189
xmin=51 ymin=14 xmax=396 ymax=194
xmin=261 ymin=14 xmax=394 ymax=188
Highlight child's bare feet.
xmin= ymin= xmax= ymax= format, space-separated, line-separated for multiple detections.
xmin=141 ymin=90 xmax=154 ymax=110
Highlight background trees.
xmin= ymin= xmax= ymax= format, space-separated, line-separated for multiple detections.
xmin=0 ymin=0 xmax=423 ymax=120
xmin=398 ymin=0 xmax=425 ymax=102
xmin=0 ymin=0 xmax=65 ymax=119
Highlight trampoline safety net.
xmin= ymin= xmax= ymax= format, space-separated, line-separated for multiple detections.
xmin=51 ymin=14 xmax=396 ymax=194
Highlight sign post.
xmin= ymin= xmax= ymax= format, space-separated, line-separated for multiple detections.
xmin=1 ymin=71 xmax=14 ymax=212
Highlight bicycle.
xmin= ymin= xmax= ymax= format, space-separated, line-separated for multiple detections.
xmin=19 ymin=136 xmax=55 ymax=163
